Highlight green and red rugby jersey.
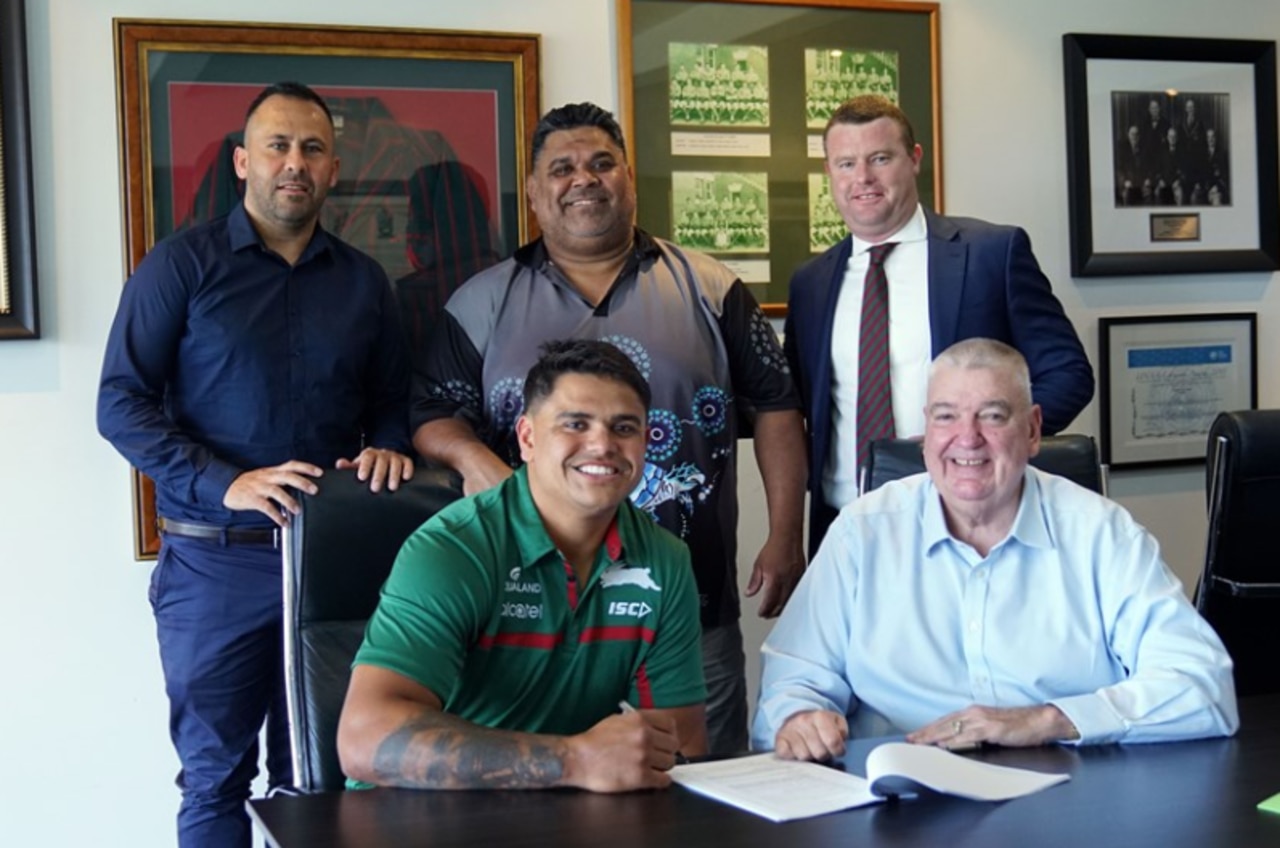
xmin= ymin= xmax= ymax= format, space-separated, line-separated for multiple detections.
xmin=355 ymin=466 xmax=706 ymax=735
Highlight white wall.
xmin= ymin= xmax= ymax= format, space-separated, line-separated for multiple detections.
xmin=1 ymin=1 xmax=1275 ymax=844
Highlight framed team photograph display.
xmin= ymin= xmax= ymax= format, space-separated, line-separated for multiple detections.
xmin=618 ymin=0 xmax=941 ymax=315
xmin=0 ymin=0 xmax=39 ymax=340
xmin=1063 ymin=34 xmax=1279 ymax=276
xmin=1098 ymin=313 xmax=1257 ymax=469
xmin=114 ymin=18 xmax=539 ymax=557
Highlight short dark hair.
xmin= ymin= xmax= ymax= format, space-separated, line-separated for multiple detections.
xmin=531 ymin=102 xmax=628 ymax=165
xmin=244 ymin=81 xmax=334 ymax=127
xmin=824 ymin=94 xmax=916 ymax=154
xmin=523 ymin=339 xmax=651 ymax=412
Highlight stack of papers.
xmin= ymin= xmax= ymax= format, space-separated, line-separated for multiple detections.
xmin=670 ymin=742 xmax=1070 ymax=822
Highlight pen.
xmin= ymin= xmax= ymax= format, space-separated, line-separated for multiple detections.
xmin=618 ymin=700 xmax=690 ymax=765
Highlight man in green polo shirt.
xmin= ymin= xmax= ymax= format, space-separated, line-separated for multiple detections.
xmin=339 ymin=339 xmax=708 ymax=791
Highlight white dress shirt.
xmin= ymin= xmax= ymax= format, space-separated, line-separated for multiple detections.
xmin=824 ymin=204 xmax=932 ymax=508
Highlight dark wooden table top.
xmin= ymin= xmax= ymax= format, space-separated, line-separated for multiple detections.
xmin=249 ymin=695 xmax=1280 ymax=848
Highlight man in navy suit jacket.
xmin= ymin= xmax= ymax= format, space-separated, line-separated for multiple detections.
xmin=786 ymin=96 xmax=1093 ymax=555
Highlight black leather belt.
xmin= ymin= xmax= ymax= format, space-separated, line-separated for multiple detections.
xmin=158 ymin=518 xmax=280 ymax=548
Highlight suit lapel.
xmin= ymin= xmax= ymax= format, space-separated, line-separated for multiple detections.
xmin=812 ymin=236 xmax=852 ymax=399
xmin=926 ymin=210 xmax=966 ymax=356
xmin=803 ymin=236 xmax=852 ymax=486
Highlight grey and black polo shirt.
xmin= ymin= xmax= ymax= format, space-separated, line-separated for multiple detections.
xmin=412 ymin=230 xmax=798 ymax=628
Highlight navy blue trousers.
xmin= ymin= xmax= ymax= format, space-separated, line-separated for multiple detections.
xmin=150 ymin=534 xmax=293 ymax=848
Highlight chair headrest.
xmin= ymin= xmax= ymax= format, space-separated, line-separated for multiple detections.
xmin=288 ymin=467 xmax=462 ymax=623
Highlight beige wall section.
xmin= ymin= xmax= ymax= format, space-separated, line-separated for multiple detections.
xmin=2 ymin=1 xmax=1277 ymax=845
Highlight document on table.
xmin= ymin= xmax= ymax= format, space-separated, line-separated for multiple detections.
xmin=670 ymin=754 xmax=882 ymax=822
xmin=670 ymin=744 xmax=1070 ymax=823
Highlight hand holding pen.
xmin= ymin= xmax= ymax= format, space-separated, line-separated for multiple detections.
xmin=619 ymin=700 xmax=690 ymax=765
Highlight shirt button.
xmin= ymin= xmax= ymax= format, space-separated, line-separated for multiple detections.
xmin=968 ymin=619 xmax=980 ymax=633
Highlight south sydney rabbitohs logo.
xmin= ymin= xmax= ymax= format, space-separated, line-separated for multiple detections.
xmin=602 ymin=564 xmax=661 ymax=618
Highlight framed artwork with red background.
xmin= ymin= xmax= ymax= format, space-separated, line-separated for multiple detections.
xmin=115 ymin=19 xmax=540 ymax=558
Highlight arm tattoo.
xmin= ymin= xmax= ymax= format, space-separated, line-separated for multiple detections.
xmin=371 ymin=709 xmax=566 ymax=789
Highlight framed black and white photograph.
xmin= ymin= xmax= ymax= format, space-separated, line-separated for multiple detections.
xmin=0 ymin=0 xmax=39 ymax=340
xmin=1063 ymin=34 xmax=1278 ymax=276
xmin=1099 ymin=313 xmax=1257 ymax=469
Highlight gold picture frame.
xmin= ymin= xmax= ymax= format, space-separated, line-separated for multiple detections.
xmin=114 ymin=18 xmax=540 ymax=557
xmin=618 ymin=0 xmax=941 ymax=316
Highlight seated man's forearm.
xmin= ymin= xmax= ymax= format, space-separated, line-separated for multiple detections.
xmin=339 ymin=667 xmax=690 ymax=792
xmin=356 ymin=707 xmax=570 ymax=790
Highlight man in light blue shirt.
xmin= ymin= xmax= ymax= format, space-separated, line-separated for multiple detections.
xmin=753 ymin=338 xmax=1238 ymax=758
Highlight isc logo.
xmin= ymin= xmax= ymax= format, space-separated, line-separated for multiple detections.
xmin=608 ymin=601 xmax=653 ymax=617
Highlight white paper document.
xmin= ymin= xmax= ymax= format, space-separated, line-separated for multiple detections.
xmin=670 ymin=743 xmax=1070 ymax=822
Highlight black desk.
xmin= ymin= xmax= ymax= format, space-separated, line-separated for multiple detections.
xmin=249 ymin=695 xmax=1280 ymax=847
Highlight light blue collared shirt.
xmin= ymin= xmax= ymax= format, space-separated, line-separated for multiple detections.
xmin=753 ymin=468 xmax=1238 ymax=748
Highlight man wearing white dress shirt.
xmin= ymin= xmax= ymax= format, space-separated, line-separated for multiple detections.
xmin=785 ymin=95 xmax=1093 ymax=556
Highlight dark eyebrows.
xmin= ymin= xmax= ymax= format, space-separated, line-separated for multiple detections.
xmin=610 ymin=413 xmax=644 ymax=428
xmin=261 ymin=131 xmax=329 ymax=150
xmin=544 ymin=150 xmax=617 ymax=172
xmin=554 ymin=411 xmax=643 ymax=427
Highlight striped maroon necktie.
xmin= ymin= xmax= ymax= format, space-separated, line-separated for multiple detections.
xmin=856 ymin=242 xmax=898 ymax=473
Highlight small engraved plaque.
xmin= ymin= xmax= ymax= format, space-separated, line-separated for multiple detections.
xmin=1149 ymin=214 xmax=1201 ymax=243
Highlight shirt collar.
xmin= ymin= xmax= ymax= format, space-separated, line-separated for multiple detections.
xmin=227 ymin=201 xmax=333 ymax=264
xmin=508 ymin=466 xmax=559 ymax=569
xmin=507 ymin=466 xmax=629 ymax=571
xmin=850 ymin=203 xmax=928 ymax=256
xmin=512 ymin=227 xmax=659 ymax=270
xmin=922 ymin=467 xmax=1053 ymax=556
xmin=1008 ymin=468 xmax=1053 ymax=550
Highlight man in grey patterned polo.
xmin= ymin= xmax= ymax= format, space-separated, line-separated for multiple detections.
xmin=410 ymin=102 xmax=806 ymax=753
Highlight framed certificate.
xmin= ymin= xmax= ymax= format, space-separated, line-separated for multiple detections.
xmin=1098 ymin=313 xmax=1257 ymax=468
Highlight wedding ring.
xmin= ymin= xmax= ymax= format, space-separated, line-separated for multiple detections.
xmin=952 ymin=720 xmax=964 ymax=735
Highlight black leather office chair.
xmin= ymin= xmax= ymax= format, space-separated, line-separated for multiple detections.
xmin=860 ymin=434 xmax=1107 ymax=496
xmin=1197 ymin=410 xmax=1280 ymax=697
xmin=282 ymin=467 xmax=462 ymax=793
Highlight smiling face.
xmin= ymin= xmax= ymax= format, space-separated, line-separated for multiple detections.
xmin=233 ymin=94 xmax=339 ymax=239
xmin=923 ymin=361 xmax=1042 ymax=533
xmin=525 ymin=126 xmax=636 ymax=257
xmin=516 ymin=373 xmax=648 ymax=525
xmin=823 ymin=117 xmax=923 ymax=242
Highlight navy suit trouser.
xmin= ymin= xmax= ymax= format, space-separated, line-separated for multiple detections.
xmin=150 ymin=534 xmax=292 ymax=848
